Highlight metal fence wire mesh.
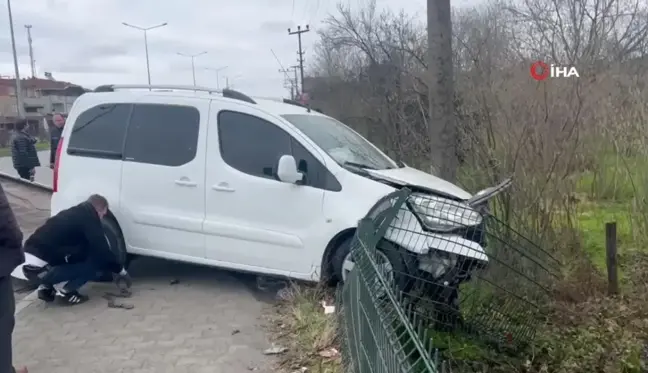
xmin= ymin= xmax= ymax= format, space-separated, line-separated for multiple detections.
xmin=338 ymin=187 xmax=561 ymax=373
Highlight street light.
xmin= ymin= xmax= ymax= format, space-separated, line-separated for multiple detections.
xmin=122 ymin=21 xmax=167 ymax=88
xmin=177 ymin=51 xmax=208 ymax=86
xmin=224 ymin=74 xmax=243 ymax=89
xmin=7 ymin=0 xmax=24 ymax=118
xmin=204 ymin=66 xmax=227 ymax=89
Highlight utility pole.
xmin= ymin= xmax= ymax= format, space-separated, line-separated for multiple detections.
xmin=24 ymin=25 xmax=36 ymax=78
xmin=427 ymin=0 xmax=458 ymax=181
xmin=7 ymin=0 xmax=24 ymax=118
xmin=288 ymin=25 xmax=309 ymax=95
xmin=279 ymin=68 xmax=295 ymax=99
xmin=290 ymin=65 xmax=300 ymax=98
xmin=122 ymin=22 xmax=168 ymax=89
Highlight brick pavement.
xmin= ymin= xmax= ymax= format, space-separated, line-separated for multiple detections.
xmin=2 ymin=176 xmax=279 ymax=373
xmin=12 ymin=259 xmax=277 ymax=373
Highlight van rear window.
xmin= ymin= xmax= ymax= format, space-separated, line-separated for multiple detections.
xmin=67 ymin=102 xmax=200 ymax=167
xmin=67 ymin=103 xmax=131 ymax=158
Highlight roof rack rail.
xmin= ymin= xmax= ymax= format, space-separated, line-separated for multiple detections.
xmin=94 ymin=84 xmax=219 ymax=93
xmin=93 ymin=84 xmax=257 ymax=105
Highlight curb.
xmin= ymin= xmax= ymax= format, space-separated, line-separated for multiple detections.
xmin=0 ymin=172 xmax=53 ymax=193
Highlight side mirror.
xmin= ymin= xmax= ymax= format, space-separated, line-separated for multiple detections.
xmin=277 ymin=155 xmax=303 ymax=184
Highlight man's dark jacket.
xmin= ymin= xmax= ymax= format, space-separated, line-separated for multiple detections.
xmin=24 ymin=202 xmax=122 ymax=273
xmin=49 ymin=126 xmax=63 ymax=165
xmin=0 ymin=183 xmax=24 ymax=278
xmin=11 ymin=131 xmax=40 ymax=170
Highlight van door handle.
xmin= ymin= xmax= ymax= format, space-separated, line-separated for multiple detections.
xmin=212 ymin=182 xmax=235 ymax=192
xmin=175 ymin=179 xmax=197 ymax=187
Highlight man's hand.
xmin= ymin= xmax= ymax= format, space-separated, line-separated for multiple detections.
xmin=113 ymin=268 xmax=132 ymax=290
xmin=49 ymin=163 xmax=54 ymax=169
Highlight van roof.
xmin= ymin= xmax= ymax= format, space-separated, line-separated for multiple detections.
xmin=88 ymin=84 xmax=324 ymax=117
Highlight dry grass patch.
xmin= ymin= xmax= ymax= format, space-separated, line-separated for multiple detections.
xmin=267 ymin=283 xmax=342 ymax=373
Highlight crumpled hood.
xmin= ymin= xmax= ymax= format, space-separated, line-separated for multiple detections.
xmin=366 ymin=167 xmax=472 ymax=200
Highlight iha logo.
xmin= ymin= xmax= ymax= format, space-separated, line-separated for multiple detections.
xmin=530 ymin=61 xmax=580 ymax=81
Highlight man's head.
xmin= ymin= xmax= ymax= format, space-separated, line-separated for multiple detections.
xmin=52 ymin=114 xmax=65 ymax=128
xmin=87 ymin=194 xmax=109 ymax=219
xmin=15 ymin=120 xmax=27 ymax=132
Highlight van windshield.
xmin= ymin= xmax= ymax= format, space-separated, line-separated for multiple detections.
xmin=281 ymin=114 xmax=398 ymax=170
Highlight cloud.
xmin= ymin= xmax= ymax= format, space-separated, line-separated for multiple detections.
xmin=0 ymin=0 xmax=481 ymax=96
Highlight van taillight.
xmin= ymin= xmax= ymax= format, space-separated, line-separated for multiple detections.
xmin=53 ymin=137 xmax=63 ymax=193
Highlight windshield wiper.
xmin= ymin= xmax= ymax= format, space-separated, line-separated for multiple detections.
xmin=343 ymin=161 xmax=377 ymax=170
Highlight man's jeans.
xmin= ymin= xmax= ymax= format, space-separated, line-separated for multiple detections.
xmin=41 ymin=260 xmax=101 ymax=292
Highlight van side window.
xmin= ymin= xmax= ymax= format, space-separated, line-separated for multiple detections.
xmin=124 ymin=104 xmax=200 ymax=167
xmin=67 ymin=103 xmax=131 ymax=158
xmin=218 ymin=110 xmax=341 ymax=191
xmin=290 ymin=138 xmax=342 ymax=191
xmin=218 ymin=111 xmax=290 ymax=180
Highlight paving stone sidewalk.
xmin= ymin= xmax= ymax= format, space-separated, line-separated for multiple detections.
xmin=12 ymin=258 xmax=278 ymax=373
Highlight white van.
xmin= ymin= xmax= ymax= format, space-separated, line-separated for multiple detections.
xmin=48 ymin=84 xmax=506 ymax=288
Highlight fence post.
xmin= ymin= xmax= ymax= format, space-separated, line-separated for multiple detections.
xmin=605 ymin=222 xmax=619 ymax=296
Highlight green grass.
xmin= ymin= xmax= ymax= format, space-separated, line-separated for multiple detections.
xmin=575 ymin=153 xmax=648 ymax=276
xmin=0 ymin=142 xmax=50 ymax=157
xmin=576 ymin=202 xmax=633 ymax=272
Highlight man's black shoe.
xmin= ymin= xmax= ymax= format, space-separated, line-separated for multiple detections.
xmin=56 ymin=290 xmax=89 ymax=305
xmin=37 ymin=286 xmax=55 ymax=302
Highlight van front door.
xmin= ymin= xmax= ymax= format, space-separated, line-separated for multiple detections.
xmin=204 ymin=102 xmax=332 ymax=277
xmin=119 ymin=97 xmax=208 ymax=259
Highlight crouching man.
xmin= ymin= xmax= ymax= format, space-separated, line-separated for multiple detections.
xmin=13 ymin=194 xmax=131 ymax=305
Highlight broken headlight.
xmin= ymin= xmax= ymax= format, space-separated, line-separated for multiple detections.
xmin=409 ymin=193 xmax=483 ymax=233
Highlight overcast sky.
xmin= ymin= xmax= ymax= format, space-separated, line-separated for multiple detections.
xmin=1 ymin=0 xmax=479 ymax=97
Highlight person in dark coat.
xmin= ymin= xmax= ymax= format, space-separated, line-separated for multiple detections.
xmin=0 ymin=182 xmax=29 ymax=373
xmin=10 ymin=120 xmax=40 ymax=181
xmin=49 ymin=114 xmax=65 ymax=169
xmin=19 ymin=194 xmax=131 ymax=305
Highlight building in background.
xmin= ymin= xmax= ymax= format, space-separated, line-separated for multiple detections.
xmin=0 ymin=77 xmax=87 ymax=146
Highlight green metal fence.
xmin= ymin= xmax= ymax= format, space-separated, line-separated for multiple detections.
xmin=337 ymin=187 xmax=559 ymax=373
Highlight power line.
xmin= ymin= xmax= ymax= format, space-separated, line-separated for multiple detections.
xmin=272 ymin=48 xmax=295 ymax=98
xmin=288 ymin=25 xmax=310 ymax=96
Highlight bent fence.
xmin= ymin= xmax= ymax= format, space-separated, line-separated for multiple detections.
xmin=337 ymin=188 xmax=560 ymax=373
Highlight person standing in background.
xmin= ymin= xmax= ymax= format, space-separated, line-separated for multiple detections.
xmin=49 ymin=114 xmax=65 ymax=169
xmin=11 ymin=120 xmax=40 ymax=182
xmin=0 ymin=181 xmax=29 ymax=373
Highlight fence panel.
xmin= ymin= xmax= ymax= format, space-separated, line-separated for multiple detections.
xmin=338 ymin=187 xmax=559 ymax=372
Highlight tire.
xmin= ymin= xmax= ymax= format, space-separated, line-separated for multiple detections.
xmin=332 ymin=236 xmax=416 ymax=294
xmin=102 ymin=217 xmax=130 ymax=268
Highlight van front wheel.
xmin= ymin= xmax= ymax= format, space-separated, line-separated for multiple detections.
xmin=332 ymin=237 xmax=415 ymax=293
